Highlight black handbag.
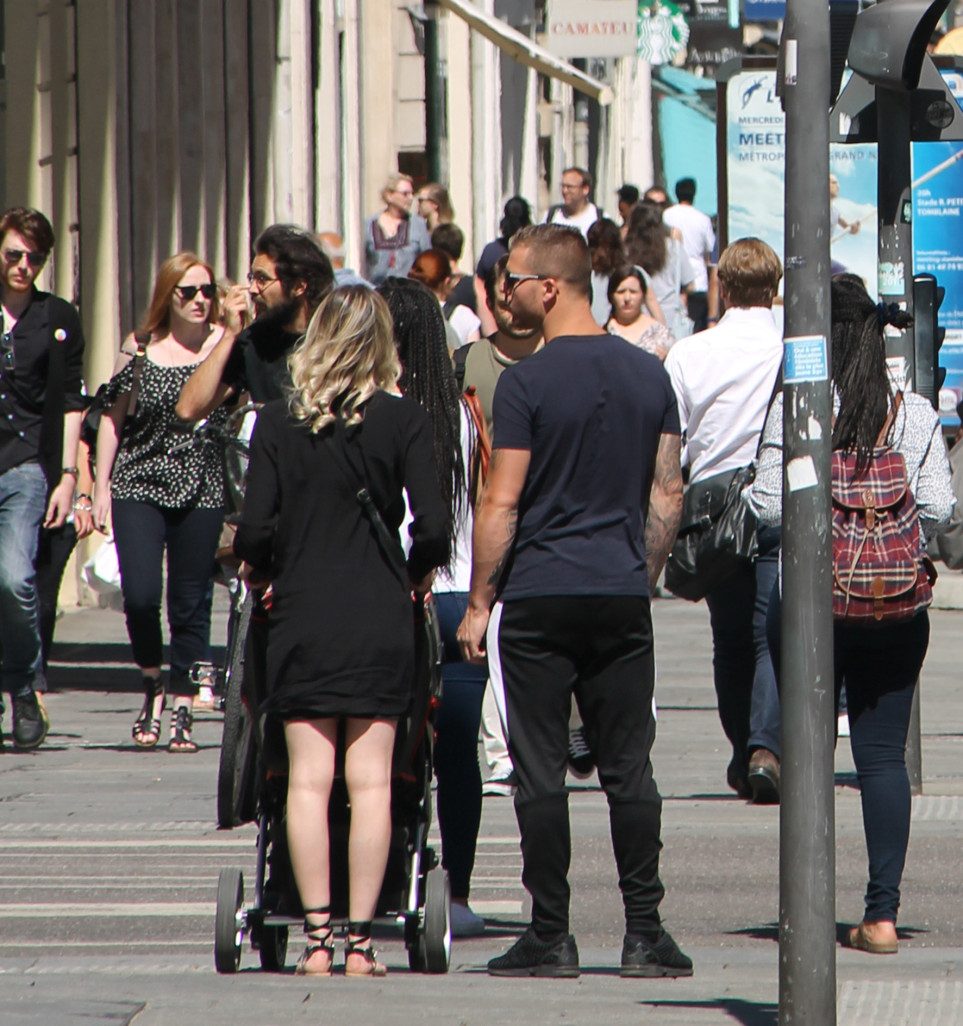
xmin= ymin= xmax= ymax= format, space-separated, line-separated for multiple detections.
xmin=664 ymin=368 xmax=782 ymax=601
xmin=664 ymin=466 xmax=759 ymax=600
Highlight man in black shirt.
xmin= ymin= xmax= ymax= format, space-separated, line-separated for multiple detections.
xmin=0 ymin=207 xmax=85 ymax=749
xmin=458 ymin=224 xmax=690 ymax=979
xmin=176 ymin=224 xmax=334 ymax=417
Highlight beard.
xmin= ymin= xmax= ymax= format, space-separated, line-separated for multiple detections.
xmin=254 ymin=295 xmax=300 ymax=333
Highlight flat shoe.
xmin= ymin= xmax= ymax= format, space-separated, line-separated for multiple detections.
xmin=847 ymin=922 xmax=898 ymax=954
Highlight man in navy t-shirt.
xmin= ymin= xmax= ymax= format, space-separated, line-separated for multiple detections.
xmin=458 ymin=224 xmax=690 ymax=979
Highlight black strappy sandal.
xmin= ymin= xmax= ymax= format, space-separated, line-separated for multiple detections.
xmin=132 ymin=674 xmax=165 ymax=748
xmin=295 ymin=906 xmax=335 ymax=976
xmin=345 ymin=920 xmax=387 ymax=977
xmin=168 ymin=705 xmax=198 ymax=753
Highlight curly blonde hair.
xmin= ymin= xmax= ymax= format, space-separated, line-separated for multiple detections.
xmin=287 ymin=286 xmax=401 ymax=431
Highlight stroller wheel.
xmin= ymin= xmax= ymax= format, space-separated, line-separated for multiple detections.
xmin=258 ymin=925 xmax=289 ymax=972
xmin=422 ymin=867 xmax=451 ymax=973
xmin=214 ymin=868 xmax=245 ymax=973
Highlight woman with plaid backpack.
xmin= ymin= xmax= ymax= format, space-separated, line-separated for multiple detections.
xmin=747 ymin=274 xmax=954 ymax=955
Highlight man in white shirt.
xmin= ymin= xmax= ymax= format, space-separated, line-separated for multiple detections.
xmin=665 ymin=238 xmax=783 ymax=806
xmin=545 ymin=168 xmax=600 ymax=239
xmin=663 ymin=178 xmax=715 ymax=332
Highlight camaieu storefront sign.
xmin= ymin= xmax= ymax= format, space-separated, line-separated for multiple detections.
xmin=544 ymin=0 xmax=638 ymax=57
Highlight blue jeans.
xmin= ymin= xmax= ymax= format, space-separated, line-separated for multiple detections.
xmin=768 ymin=587 xmax=927 ymax=922
xmin=704 ymin=525 xmax=781 ymax=767
xmin=0 ymin=461 xmax=48 ymax=710
xmin=433 ymin=591 xmax=488 ymax=900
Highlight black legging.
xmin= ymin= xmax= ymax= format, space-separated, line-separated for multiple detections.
xmin=111 ymin=499 xmax=223 ymax=693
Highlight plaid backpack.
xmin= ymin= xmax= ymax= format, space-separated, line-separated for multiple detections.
xmin=831 ymin=393 xmax=935 ymax=622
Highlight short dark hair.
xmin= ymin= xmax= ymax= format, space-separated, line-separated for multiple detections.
xmin=254 ymin=223 xmax=334 ymax=311
xmin=675 ymin=178 xmax=696 ymax=203
xmin=510 ymin=224 xmax=591 ymax=299
xmin=562 ymin=166 xmax=592 ymax=191
xmin=431 ymin=222 xmax=464 ymax=262
xmin=484 ymin=254 xmax=510 ymax=313
xmin=0 ymin=206 xmax=55 ymax=254
xmin=617 ymin=184 xmax=639 ymax=205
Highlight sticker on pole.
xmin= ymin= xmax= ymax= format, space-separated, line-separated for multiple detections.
xmin=783 ymin=334 xmax=828 ymax=384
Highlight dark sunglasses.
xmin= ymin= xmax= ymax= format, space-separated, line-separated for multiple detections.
xmin=502 ymin=271 xmax=551 ymax=297
xmin=175 ymin=283 xmax=218 ymax=301
xmin=2 ymin=248 xmax=47 ymax=269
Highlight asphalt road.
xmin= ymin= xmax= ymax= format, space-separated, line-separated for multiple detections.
xmin=0 ymin=595 xmax=960 ymax=1025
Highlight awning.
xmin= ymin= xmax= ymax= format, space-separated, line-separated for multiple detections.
xmin=437 ymin=0 xmax=615 ymax=106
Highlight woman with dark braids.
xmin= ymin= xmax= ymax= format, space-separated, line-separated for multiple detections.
xmin=748 ymin=274 xmax=953 ymax=956
xmin=377 ymin=277 xmax=489 ymax=937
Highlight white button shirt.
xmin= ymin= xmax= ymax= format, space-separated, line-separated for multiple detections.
xmin=665 ymin=306 xmax=783 ymax=484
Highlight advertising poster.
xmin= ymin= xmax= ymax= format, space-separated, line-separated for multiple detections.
xmin=912 ymin=141 xmax=963 ymax=423
xmin=725 ymin=70 xmax=877 ymax=294
xmin=724 ymin=67 xmax=963 ymax=425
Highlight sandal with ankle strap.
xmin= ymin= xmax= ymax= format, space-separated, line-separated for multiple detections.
xmin=345 ymin=920 xmax=387 ymax=977
xmin=295 ymin=906 xmax=335 ymax=976
xmin=168 ymin=705 xmax=198 ymax=753
xmin=132 ymin=675 xmax=165 ymax=748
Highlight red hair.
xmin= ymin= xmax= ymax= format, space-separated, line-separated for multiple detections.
xmin=140 ymin=252 xmax=220 ymax=335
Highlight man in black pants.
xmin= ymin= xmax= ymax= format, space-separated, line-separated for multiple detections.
xmin=458 ymin=224 xmax=689 ymax=978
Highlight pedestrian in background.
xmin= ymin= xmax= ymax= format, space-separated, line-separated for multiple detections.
xmin=416 ymin=182 xmax=454 ymax=232
xmin=0 ymin=206 xmax=86 ymax=750
xmin=625 ymin=200 xmax=695 ymax=341
xmin=748 ymin=274 xmax=953 ymax=954
xmin=364 ymin=174 xmax=431 ymax=286
xmin=665 ymin=238 xmax=784 ymax=803
xmin=378 ymin=276 xmax=488 ymax=938
xmin=93 ymin=252 xmax=227 ymax=753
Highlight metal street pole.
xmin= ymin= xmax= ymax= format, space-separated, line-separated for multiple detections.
xmin=778 ymin=0 xmax=837 ymax=1018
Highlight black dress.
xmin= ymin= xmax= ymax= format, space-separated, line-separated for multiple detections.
xmin=233 ymin=391 xmax=449 ymax=719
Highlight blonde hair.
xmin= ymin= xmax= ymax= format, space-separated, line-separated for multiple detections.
xmin=381 ymin=173 xmax=414 ymax=205
xmin=287 ymin=286 xmax=401 ymax=431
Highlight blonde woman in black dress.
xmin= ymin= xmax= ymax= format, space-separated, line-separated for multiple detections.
xmin=234 ymin=286 xmax=448 ymax=977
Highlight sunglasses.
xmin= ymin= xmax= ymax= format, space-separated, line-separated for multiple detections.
xmin=502 ymin=271 xmax=551 ymax=297
xmin=2 ymin=248 xmax=47 ymax=269
xmin=175 ymin=283 xmax=218 ymax=301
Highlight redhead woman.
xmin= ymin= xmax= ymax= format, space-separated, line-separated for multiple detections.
xmin=364 ymin=173 xmax=431 ymax=286
xmin=605 ymin=265 xmax=674 ymax=359
xmin=234 ymin=286 xmax=449 ymax=976
xmin=93 ymin=253 xmax=228 ymax=752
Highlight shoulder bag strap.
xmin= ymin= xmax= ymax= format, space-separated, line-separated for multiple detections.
xmin=323 ymin=418 xmax=409 ymax=587
xmin=126 ymin=331 xmax=150 ymax=418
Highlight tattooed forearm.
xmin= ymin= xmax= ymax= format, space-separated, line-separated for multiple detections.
xmin=645 ymin=434 xmax=684 ymax=590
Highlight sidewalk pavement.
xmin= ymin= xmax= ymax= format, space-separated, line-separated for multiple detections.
xmin=7 ymin=590 xmax=961 ymax=1025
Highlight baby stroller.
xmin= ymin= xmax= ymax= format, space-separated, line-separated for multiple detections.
xmin=213 ymin=594 xmax=451 ymax=974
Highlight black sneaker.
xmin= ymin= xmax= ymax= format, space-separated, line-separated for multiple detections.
xmin=620 ymin=930 xmax=693 ymax=978
xmin=488 ymin=928 xmax=580 ymax=978
xmin=12 ymin=691 xmax=48 ymax=750
xmin=567 ymin=727 xmax=595 ymax=778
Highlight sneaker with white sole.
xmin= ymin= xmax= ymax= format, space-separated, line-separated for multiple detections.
xmin=482 ymin=772 xmax=517 ymax=797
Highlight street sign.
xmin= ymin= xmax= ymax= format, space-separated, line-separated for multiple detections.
xmin=544 ymin=0 xmax=638 ymax=57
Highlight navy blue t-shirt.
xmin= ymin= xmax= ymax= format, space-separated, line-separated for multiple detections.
xmin=492 ymin=333 xmax=680 ymax=600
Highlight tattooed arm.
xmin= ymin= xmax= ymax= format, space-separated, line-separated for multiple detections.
xmin=645 ymin=432 xmax=684 ymax=591
xmin=457 ymin=447 xmax=531 ymax=662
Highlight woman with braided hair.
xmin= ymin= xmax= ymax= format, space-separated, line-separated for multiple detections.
xmin=748 ymin=273 xmax=953 ymax=955
xmin=377 ymin=277 xmax=490 ymax=937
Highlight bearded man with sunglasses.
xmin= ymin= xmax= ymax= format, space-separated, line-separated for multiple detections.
xmin=458 ymin=224 xmax=690 ymax=979
xmin=176 ymin=223 xmax=334 ymax=419
xmin=0 ymin=207 xmax=86 ymax=750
